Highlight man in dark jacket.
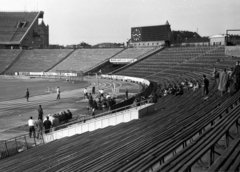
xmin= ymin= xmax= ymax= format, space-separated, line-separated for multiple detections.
xmin=25 ymin=88 xmax=30 ymax=102
xmin=125 ymin=88 xmax=129 ymax=100
xmin=67 ymin=109 xmax=72 ymax=119
xmin=202 ymin=75 xmax=209 ymax=99
xmin=38 ymin=105 xmax=43 ymax=121
xmin=232 ymin=61 xmax=240 ymax=92
xmin=43 ymin=116 xmax=52 ymax=134
xmin=92 ymin=86 xmax=95 ymax=94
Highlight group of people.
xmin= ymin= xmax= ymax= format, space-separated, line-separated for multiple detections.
xmin=215 ymin=61 xmax=240 ymax=96
xmin=87 ymin=92 xmax=117 ymax=115
xmin=160 ymin=79 xmax=201 ymax=97
xmin=28 ymin=106 xmax=73 ymax=138
xmin=132 ymin=92 xmax=158 ymax=107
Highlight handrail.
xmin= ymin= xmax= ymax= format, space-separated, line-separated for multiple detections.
xmin=51 ymin=98 xmax=152 ymax=131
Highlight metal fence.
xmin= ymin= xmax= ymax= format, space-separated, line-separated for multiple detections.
xmin=0 ymin=133 xmax=44 ymax=159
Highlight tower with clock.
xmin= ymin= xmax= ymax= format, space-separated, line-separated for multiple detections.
xmin=132 ymin=28 xmax=142 ymax=42
xmin=130 ymin=21 xmax=171 ymax=47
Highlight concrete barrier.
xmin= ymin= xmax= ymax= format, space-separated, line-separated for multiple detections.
xmin=43 ymin=103 xmax=154 ymax=143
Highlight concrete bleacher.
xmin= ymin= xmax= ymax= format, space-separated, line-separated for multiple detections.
xmin=0 ymin=49 xmax=22 ymax=74
xmin=6 ymin=49 xmax=73 ymax=73
xmin=50 ymin=48 xmax=123 ymax=72
xmin=116 ymin=46 xmax=215 ymax=78
xmin=0 ymin=12 xmax=39 ymax=42
xmin=111 ymin=47 xmax=155 ymax=61
xmin=0 ymin=46 xmax=239 ymax=171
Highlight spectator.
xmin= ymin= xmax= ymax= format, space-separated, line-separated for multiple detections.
xmin=88 ymin=96 xmax=94 ymax=111
xmin=83 ymin=88 xmax=88 ymax=99
xmin=63 ymin=111 xmax=69 ymax=122
xmin=38 ymin=105 xmax=43 ymax=121
xmin=232 ymin=61 xmax=240 ymax=92
xmin=227 ymin=68 xmax=234 ymax=93
xmin=88 ymin=93 xmax=93 ymax=100
xmin=106 ymin=93 xmax=111 ymax=99
xmin=175 ymin=85 xmax=183 ymax=96
xmin=43 ymin=116 xmax=52 ymax=134
xmin=212 ymin=67 xmax=219 ymax=89
xmin=99 ymin=89 xmax=104 ymax=98
xmin=56 ymin=87 xmax=60 ymax=100
xmin=67 ymin=109 xmax=73 ymax=119
xmin=28 ymin=116 xmax=35 ymax=138
xmin=52 ymin=115 xmax=60 ymax=131
xmin=35 ymin=118 xmax=43 ymax=139
xmin=193 ymin=80 xmax=200 ymax=91
xmin=202 ymin=75 xmax=210 ymax=99
xmin=92 ymin=86 xmax=95 ymax=94
xmin=218 ymin=69 xmax=229 ymax=96
xmin=125 ymin=88 xmax=129 ymax=100
xmin=25 ymin=88 xmax=30 ymax=102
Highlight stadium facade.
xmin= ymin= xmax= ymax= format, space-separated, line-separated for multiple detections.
xmin=0 ymin=11 xmax=49 ymax=49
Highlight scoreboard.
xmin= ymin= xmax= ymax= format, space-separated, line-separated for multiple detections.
xmin=131 ymin=25 xmax=171 ymax=42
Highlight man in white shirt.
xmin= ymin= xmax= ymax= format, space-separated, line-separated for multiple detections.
xmin=28 ymin=116 xmax=35 ymax=138
xmin=99 ymin=89 xmax=104 ymax=98
xmin=56 ymin=87 xmax=60 ymax=100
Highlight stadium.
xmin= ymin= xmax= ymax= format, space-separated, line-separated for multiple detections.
xmin=0 ymin=1 xmax=240 ymax=171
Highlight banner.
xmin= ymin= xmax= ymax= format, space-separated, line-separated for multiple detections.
xmin=101 ymin=74 xmax=150 ymax=86
xmin=20 ymin=72 xmax=77 ymax=77
xmin=110 ymin=59 xmax=137 ymax=63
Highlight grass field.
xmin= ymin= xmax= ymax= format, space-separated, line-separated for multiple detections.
xmin=0 ymin=78 xmax=89 ymax=101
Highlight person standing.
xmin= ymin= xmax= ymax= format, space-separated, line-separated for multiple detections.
xmin=38 ymin=105 xmax=43 ymax=121
xmin=232 ymin=61 xmax=240 ymax=92
xmin=202 ymin=75 xmax=210 ymax=99
xmin=92 ymin=86 xmax=95 ymax=94
xmin=212 ymin=67 xmax=219 ymax=89
xmin=43 ymin=116 xmax=52 ymax=134
xmin=218 ymin=69 xmax=229 ymax=96
xmin=35 ymin=118 xmax=43 ymax=139
xmin=28 ymin=116 xmax=35 ymax=138
xmin=125 ymin=88 xmax=129 ymax=100
xmin=83 ymin=88 xmax=88 ymax=99
xmin=56 ymin=87 xmax=60 ymax=100
xmin=25 ymin=88 xmax=30 ymax=102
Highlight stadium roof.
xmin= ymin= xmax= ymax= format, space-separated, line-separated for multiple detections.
xmin=0 ymin=11 xmax=43 ymax=45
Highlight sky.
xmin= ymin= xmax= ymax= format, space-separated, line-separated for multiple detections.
xmin=1 ymin=0 xmax=240 ymax=46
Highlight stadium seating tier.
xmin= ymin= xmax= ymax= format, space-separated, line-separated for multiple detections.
xmin=50 ymin=48 xmax=123 ymax=72
xmin=6 ymin=49 xmax=73 ymax=73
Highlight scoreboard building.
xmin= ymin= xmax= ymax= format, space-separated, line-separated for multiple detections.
xmin=131 ymin=21 xmax=171 ymax=47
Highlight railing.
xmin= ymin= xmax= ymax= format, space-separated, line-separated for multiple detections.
xmin=51 ymin=98 xmax=152 ymax=132
xmin=43 ymin=99 xmax=154 ymax=143
xmin=0 ymin=132 xmax=44 ymax=159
